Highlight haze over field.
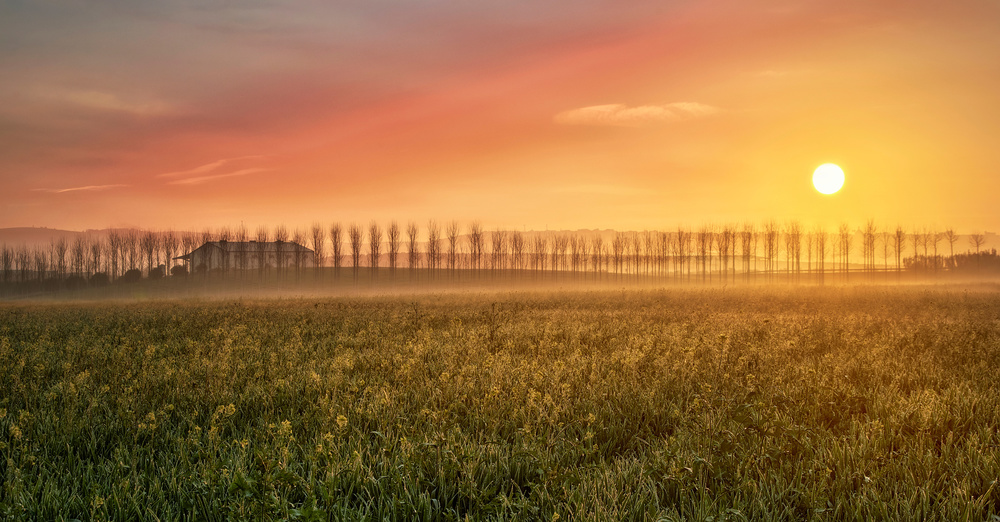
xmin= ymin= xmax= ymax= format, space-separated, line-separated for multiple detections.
xmin=2 ymin=1 xmax=1000 ymax=233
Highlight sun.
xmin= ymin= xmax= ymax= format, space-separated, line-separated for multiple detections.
xmin=813 ymin=163 xmax=845 ymax=194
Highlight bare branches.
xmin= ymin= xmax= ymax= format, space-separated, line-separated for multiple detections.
xmin=311 ymin=224 xmax=325 ymax=271
xmin=330 ymin=223 xmax=343 ymax=276
xmin=468 ymin=222 xmax=483 ymax=272
xmin=447 ymin=221 xmax=460 ymax=273
xmin=427 ymin=221 xmax=440 ymax=273
xmin=969 ymin=233 xmax=986 ymax=254
xmin=348 ymin=223 xmax=363 ymax=278
xmin=387 ymin=221 xmax=400 ymax=274
xmin=369 ymin=221 xmax=383 ymax=275
xmin=406 ymin=222 xmax=419 ymax=273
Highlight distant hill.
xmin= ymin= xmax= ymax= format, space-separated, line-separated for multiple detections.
xmin=0 ymin=227 xmax=90 ymax=248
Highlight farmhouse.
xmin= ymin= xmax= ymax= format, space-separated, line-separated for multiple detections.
xmin=175 ymin=240 xmax=314 ymax=272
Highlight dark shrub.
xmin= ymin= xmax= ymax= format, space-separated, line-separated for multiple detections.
xmin=65 ymin=275 xmax=86 ymax=290
xmin=90 ymin=273 xmax=109 ymax=286
xmin=170 ymin=265 xmax=189 ymax=277
xmin=120 ymin=269 xmax=142 ymax=283
xmin=149 ymin=266 xmax=165 ymax=279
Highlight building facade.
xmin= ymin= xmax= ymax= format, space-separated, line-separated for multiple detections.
xmin=175 ymin=241 xmax=314 ymax=272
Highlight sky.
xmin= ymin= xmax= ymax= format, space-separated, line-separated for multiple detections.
xmin=2 ymin=0 xmax=999 ymax=234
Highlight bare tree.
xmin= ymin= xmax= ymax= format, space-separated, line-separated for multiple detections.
xmin=1 ymin=245 xmax=12 ymax=285
xmin=140 ymin=231 xmax=157 ymax=277
xmin=162 ymin=231 xmax=178 ymax=276
xmin=311 ymin=223 xmax=325 ymax=276
xmin=427 ymin=221 xmax=441 ymax=275
xmin=969 ymin=232 xmax=986 ymax=271
xmin=17 ymin=245 xmax=30 ymax=283
xmin=218 ymin=227 xmax=234 ymax=277
xmin=123 ymin=230 xmax=140 ymax=274
xmin=292 ymin=228 xmax=306 ymax=280
xmin=255 ymin=226 xmax=269 ymax=280
xmin=717 ymin=226 xmax=732 ymax=282
xmin=447 ymin=221 xmax=460 ymax=274
xmin=510 ymin=230 xmax=525 ymax=273
xmin=943 ymin=228 xmax=958 ymax=269
xmin=612 ymin=232 xmax=625 ymax=276
xmin=838 ymin=224 xmax=852 ymax=278
xmin=33 ymin=247 xmax=48 ymax=283
xmin=762 ymin=223 xmax=778 ymax=280
xmin=53 ymin=237 xmax=68 ymax=282
xmin=969 ymin=233 xmax=986 ymax=254
xmin=273 ymin=226 xmax=288 ymax=279
xmin=552 ymin=235 xmax=567 ymax=274
xmin=893 ymin=226 xmax=906 ymax=273
xmin=675 ymin=228 xmax=691 ymax=282
xmin=489 ymin=228 xmax=506 ymax=273
xmin=71 ymin=236 xmax=86 ymax=278
xmin=739 ymin=224 xmax=754 ymax=281
xmin=231 ymin=226 xmax=247 ymax=278
xmin=406 ymin=222 xmax=420 ymax=274
xmin=533 ymin=236 xmax=549 ymax=275
xmin=348 ymin=223 xmax=363 ymax=279
xmin=880 ymin=229 xmax=891 ymax=274
xmin=329 ymin=223 xmax=343 ymax=278
xmin=815 ymin=227 xmax=827 ymax=279
xmin=368 ymin=221 xmax=383 ymax=276
xmin=631 ymin=233 xmax=642 ymax=278
xmin=862 ymin=220 xmax=877 ymax=275
xmin=387 ymin=221 xmax=400 ymax=275
xmin=468 ymin=222 xmax=483 ymax=273
xmin=930 ymin=231 xmax=941 ymax=273
xmin=591 ymin=235 xmax=604 ymax=279
xmin=106 ymin=230 xmax=122 ymax=280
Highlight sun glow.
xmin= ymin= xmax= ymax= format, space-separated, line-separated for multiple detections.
xmin=813 ymin=163 xmax=845 ymax=195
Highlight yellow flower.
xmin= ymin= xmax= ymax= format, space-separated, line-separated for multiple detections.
xmin=278 ymin=419 xmax=293 ymax=438
xmin=336 ymin=415 xmax=348 ymax=429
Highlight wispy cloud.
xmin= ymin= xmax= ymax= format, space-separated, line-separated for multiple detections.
xmin=158 ymin=155 xmax=265 ymax=178
xmin=33 ymin=184 xmax=128 ymax=194
xmin=167 ymin=168 xmax=267 ymax=185
xmin=554 ymin=102 xmax=720 ymax=127
xmin=59 ymin=90 xmax=172 ymax=116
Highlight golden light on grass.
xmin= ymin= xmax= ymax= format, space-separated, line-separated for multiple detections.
xmin=813 ymin=163 xmax=845 ymax=194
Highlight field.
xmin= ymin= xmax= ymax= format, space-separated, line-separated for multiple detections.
xmin=2 ymin=287 xmax=999 ymax=520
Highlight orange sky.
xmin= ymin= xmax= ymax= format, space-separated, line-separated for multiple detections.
xmin=2 ymin=0 xmax=999 ymax=234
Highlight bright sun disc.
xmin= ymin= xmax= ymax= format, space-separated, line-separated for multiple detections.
xmin=813 ymin=164 xmax=845 ymax=194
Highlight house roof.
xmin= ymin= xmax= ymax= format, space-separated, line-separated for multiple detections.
xmin=174 ymin=241 xmax=313 ymax=260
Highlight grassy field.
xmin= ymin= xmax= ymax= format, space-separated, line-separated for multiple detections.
xmin=1 ymin=287 xmax=999 ymax=520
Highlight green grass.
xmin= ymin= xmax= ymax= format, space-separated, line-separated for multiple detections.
xmin=1 ymin=287 xmax=999 ymax=520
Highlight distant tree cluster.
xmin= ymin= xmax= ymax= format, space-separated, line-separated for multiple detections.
xmin=1 ymin=221 xmax=996 ymax=295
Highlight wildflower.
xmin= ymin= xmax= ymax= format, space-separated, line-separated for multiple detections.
xmin=10 ymin=425 xmax=22 ymax=440
xmin=336 ymin=415 xmax=348 ymax=429
xmin=277 ymin=419 xmax=293 ymax=439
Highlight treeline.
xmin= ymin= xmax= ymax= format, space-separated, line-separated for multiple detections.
xmin=0 ymin=220 xmax=996 ymax=293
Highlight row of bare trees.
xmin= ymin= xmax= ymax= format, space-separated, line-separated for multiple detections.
xmin=0 ymin=221 xmax=995 ymax=290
